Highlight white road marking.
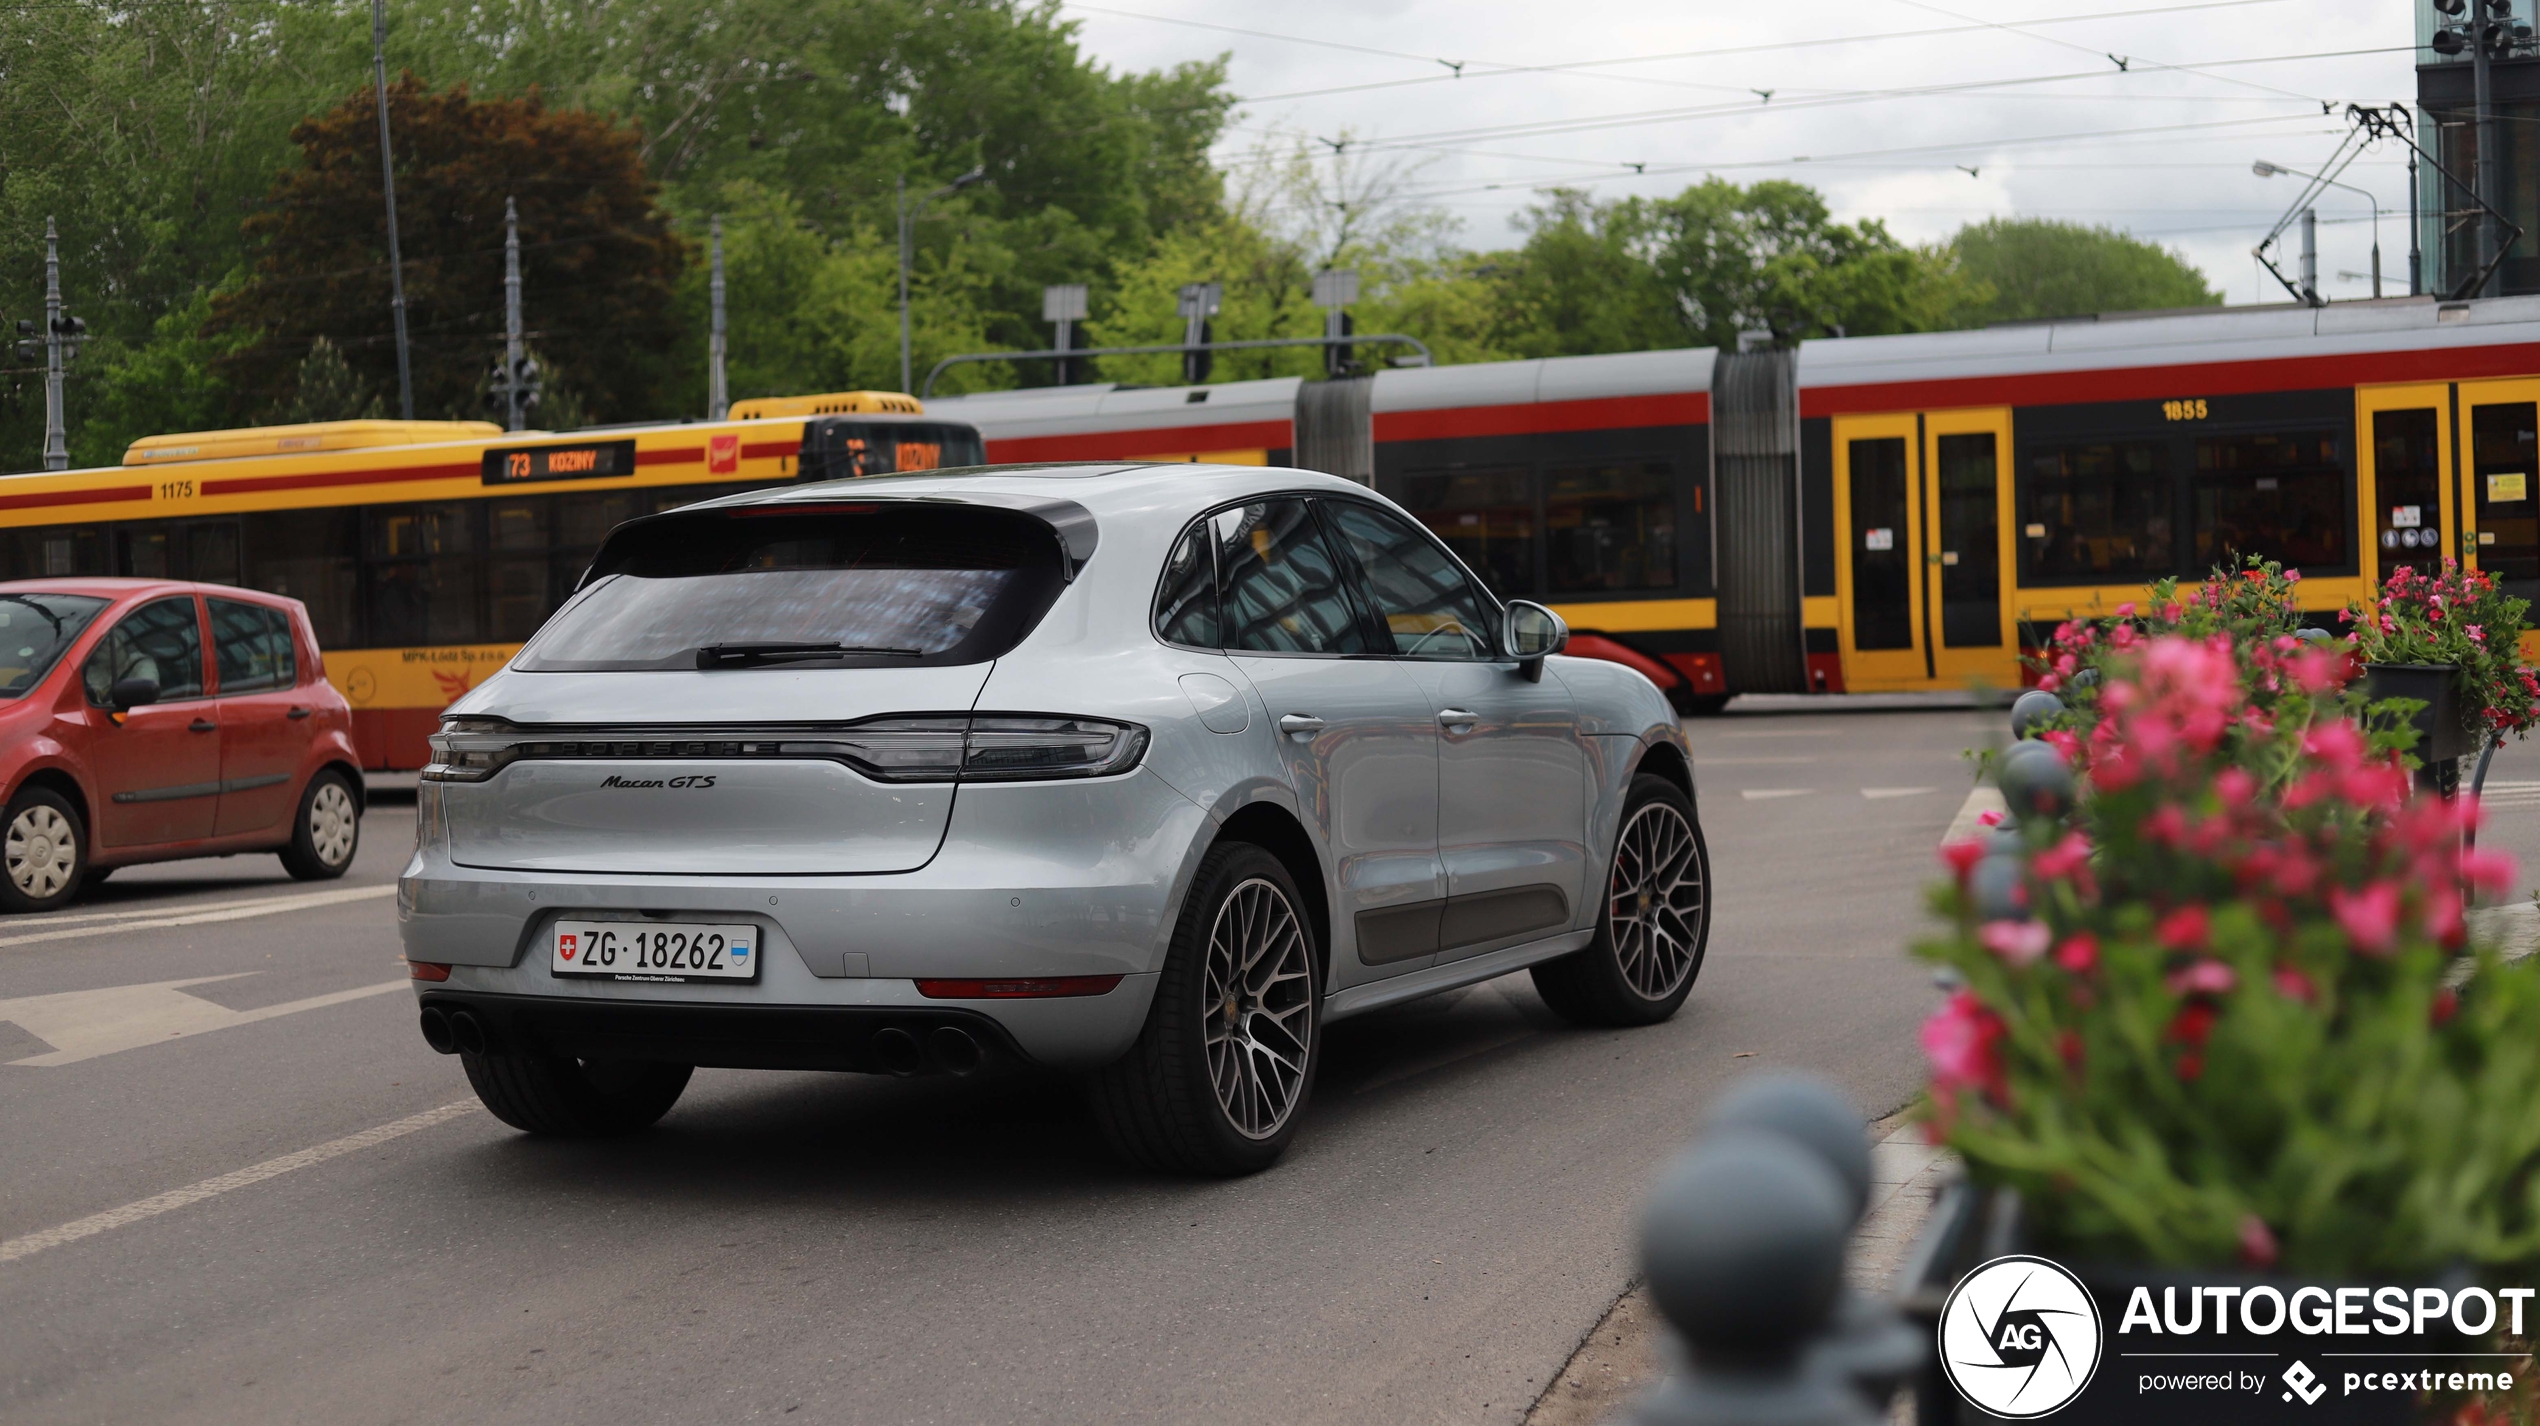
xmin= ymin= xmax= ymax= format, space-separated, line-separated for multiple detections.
xmin=1739 ymin=789 xmax=1815 ymax=801
xmin=1 ymin=975 xmax=409 ymax=1066
xmin=1942 ymin=784 xmax=2007 ymax=843
xmin=1717 ymin=729 xmax=1838 ymax=739
xmin=0 ymin=1100 xmax=476 ymax=1265
xmin=0 ymin=884 xmax=394 ymax=952
xmin=1861 ymin=787 xmax=1937 ymax=800
xmin=1700 ymin=756 xmax=1821 ymax=766
xmin=2474 ymin=780 xmax=2540 ymax=809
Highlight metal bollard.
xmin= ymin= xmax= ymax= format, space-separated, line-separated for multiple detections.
xmin=1620 ymin=1127 xmax=1879 ymax=1426
xmin=1705 ymin=1075 xmax=1926 ymax=1411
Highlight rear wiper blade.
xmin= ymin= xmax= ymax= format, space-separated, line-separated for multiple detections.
xmin=694 ymin=640 xmax=924 ymax=668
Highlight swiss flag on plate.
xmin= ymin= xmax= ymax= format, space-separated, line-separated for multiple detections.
xmin=559 ymin=933 xmax=579 ymax=962
xmin=709 ymin=433 xmax=740 ymax=474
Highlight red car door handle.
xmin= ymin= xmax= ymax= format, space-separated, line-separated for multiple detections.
xmin=287 ymin=707 xmax=312 ymax=719
xmin=188 ymin=718 xmax=216 ymax=733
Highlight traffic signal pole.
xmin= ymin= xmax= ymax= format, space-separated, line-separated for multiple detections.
xmin=371 ymin=0 xmax=414 ymax=420
xmin=41 ymin=217 xmax=66 ymax=471
xmin=2474 ymin=1 xmax=2501 ymax=296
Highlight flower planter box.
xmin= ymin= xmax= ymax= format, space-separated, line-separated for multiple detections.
xmin=2364 ymin=662 xmax=2470 ymax=765
xmin=1900 ymin=1184 xmax=2480 ymax=1425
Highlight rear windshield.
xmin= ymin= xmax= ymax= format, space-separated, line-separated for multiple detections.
xmin=0 ymin=592 xmax=107 ymax=698
xmin=514 ymin=503 xmax=1066 ymax=672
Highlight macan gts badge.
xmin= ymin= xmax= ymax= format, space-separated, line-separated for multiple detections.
xmin=401 ymin=463 xmax=1712 ymax=1174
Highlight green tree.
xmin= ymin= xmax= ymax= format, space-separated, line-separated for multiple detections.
xmin=1948 ymin=217 xmax=2219 ymax=323
xmin=211 ymin=76 xmax=691 ymax=424
xmin=266 ymin=337 xmax=385 ymax=425
xmin=66 ymin=289 xmax=254 ymax=467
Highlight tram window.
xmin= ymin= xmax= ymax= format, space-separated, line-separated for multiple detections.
xmin=365 ymin=504 xmax=480 ymax=647
xmin=488 ymin=499 xmax=551 ymax=642
xmin=1934 ymin=433 xmax=2002 ymax=648
xmin=2472 ymin=402 xmax=2540 ymax=591
xmin=1848 ymin=437 xmax=1914 ymax=650
xmin=2373 ymin=409 xmax=2445 ymax=576
xmin=190 ymin=523 xmax=241 ymax=586
xmin=1402 ymin=469 xmax=1536 ymax=601
xmin=243 ymin=509 xmax=359 ymax=652
xmin=121 ymin=530 xmax=172 ymax=578
xmin=2192 ymin=431 xmax=2346 ymax=572
xmin=1547 ymin=463 xmax=1675 ymax=593
xmin=2022 ymin=439 xmax=2173 ymax=584
xmin=3 ymin=527 xmax=106 ymax=579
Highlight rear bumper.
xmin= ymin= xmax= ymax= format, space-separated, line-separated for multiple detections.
xmin=416 ymin=989 xmax=1028 ymax=1074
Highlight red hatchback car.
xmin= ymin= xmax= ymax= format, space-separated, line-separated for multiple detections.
xmin=0 ymin=579 xmax=364 ymax=913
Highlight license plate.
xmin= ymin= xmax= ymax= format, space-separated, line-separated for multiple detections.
xmin=550 ymin=919 xmax=758 ymax=983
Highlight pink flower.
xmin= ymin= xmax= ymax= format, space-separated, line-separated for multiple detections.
xmin=2033 ymin=831 xmax=2093 ymax=880
xmin=1922 ymin=990 xmax=2005 ymax=1100
xmin=2115 ymin=602 xmax=2137 ymax=618
xmin=2239 ymin=1215 xmax=2279 ymax=1268
xmin=2433 ymin=987 xmax=2460 ymax=1026
xmin=2470 ymin=624 xmax=2486 ymax=643
xmin=2272 ymin=966 xmax=2315 ymax=1002
xmin=2156 ymin=905 xmax=2210 ymax=952
xmin=2214 ymin=767 xmax=2256 ymax=810
xmin=2053 ymin=933 xmax=2099 ymax=974
xmin=1939 ymin=838 xmax=1986 ymax=884
xmin=2142 ymin=804 xmax=2188 ymax=847
xmin=2302 ymin=720 xmax=2365 ymax=772
xmin=2462 ymin=846 xmax=2518 ymax=895
xmin=2330 ymin=882 xmax=2402 ymax=955
xmin=2166 ymin=959 xmax=2237 ymax=995
xmin=1980 ymin=919 xmax=2052 ymax=965
xmin=1977 ymin=809 xmax=2004 ymax=828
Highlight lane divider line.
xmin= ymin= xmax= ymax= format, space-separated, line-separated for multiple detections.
xmin=4 ymin=977 xmax=411 ymax=1067
xmin=0 ymin=884 xmax=395 ymax=952
xmin=0 ymin=1100 xmax=477 ymax=1265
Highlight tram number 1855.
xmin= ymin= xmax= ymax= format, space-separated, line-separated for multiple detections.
xmin=2161 ymin=398 xmax=2210 ymax=421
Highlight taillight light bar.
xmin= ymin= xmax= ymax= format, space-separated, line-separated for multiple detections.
xmin=423 ymin=715 xmax=1148 ymax=785
xmin=915 ymin=975 xmax=1124 ymax=1000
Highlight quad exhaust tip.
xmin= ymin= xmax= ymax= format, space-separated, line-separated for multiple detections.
xmin=928 ymin=1025 xmax=983 ymax=1075
xmin=418 ymin=1006 xmax=456 ymax=1054
xmin=870 ymin=1026 xmax=923 ymax=1076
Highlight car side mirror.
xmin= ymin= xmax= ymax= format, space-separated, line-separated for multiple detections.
xmin=110 ymin=677 xmax=160 ymax=712
xmin=1501 ymin=600 xmax=1568 ymax=682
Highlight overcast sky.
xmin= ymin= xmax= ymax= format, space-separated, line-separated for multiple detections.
xmin=1059 ymin=0 xmax=2435 ymax=306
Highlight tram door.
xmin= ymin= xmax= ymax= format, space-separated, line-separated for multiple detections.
xmin=1832 ymin=410 xmax=2018 ymax=691
xmin=2459 ymin=378 xmax=2540 ymax=604
xmin=2356 ymin=383 xmax=2456 ymax=585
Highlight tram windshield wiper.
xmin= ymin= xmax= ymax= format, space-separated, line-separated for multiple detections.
xmin=694 ymin=640 xmax=925 ymax=668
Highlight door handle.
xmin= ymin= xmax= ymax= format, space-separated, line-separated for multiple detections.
xmin=287 ymin=706 xmax=312 ymax=720
xmin=188 ymin=718 xmax=216 ymax=733
xmin=1438 ymin=708 xmax=1480 ymax=732
xmin=1277 ymin=713 xmax=1326 ymax=740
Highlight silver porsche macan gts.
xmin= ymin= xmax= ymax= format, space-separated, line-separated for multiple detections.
xmin=401 ymin=463 xmax=1708 ymax=1174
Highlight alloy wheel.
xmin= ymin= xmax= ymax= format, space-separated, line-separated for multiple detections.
xmin=6 ymin=804 xmax=77 ymax=899
xmin=1607 ymin=799 xmax=1706 ymax=1000
xmin=1202 ymin=877 xmax=1314 ymax=1139
xmin=309 ymin=782 xmax=358 ymax=867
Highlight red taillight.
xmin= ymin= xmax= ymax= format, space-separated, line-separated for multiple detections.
xmin=408 ymin=960 xmax=452 ymax=982
xmin=915 ymin=974 xmax=1123 ymax=1000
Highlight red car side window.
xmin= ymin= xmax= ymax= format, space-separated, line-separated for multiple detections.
xmin=209 ymin=599 xmax=296 ymax=695
xmin=82 ymin=597 xmax=204 ymax=705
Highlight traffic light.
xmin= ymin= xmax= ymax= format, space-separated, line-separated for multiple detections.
xmin=13 ymin=320 xmax=36 ymax=364
xmin=486 ymin=352 xmax=542 ymax=421
xmin=52 ymin=314 xmax=83 ymax=364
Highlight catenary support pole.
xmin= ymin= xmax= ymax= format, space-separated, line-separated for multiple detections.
xmin=708 ymin=216 xmax=728 ymax=421
xmin=371 ymin=0 xmax=413 ymax=420
xmin=503 ymin=197 xmax=523 ymax=432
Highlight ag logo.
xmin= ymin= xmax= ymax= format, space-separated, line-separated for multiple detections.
xmin=1938 ymin=1254 xmax=2103 ymax=1417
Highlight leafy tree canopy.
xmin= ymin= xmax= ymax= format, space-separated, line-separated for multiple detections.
xmin=1948 ymin=217 xmax=2221 ymax=323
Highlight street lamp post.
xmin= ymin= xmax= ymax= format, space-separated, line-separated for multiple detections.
xmin=897 ymin=167 xmax=987 ymax=395
xmin=2255 ymin=159 xmax=2383 ymax=299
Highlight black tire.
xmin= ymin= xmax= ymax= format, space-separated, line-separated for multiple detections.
xmin=1088 ymin=842 xmax=1322 ymax=1176
xmin=1532 ymin=773 xmax=1710 ymax=1027
xmin=0 ymin=785 xmax=86 ymax=914
xmin=461 ymin=1049 xmax=693 ymax=1136
xmin=80 ymin=865 xmax=112 ymax=887
xmin=278 ymin=768 xmax=360 ymax=881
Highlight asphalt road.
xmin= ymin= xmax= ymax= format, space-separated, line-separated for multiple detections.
xmin=11 ymin=707 xmax=2540 ymax=1425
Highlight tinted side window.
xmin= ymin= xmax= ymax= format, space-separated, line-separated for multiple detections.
xmin=210 ymin=599 xmax=297 ymax=694
xmin=1213 ymin=499 xmax=1370 ymax=655
xmin=1155 ymin=522 xmax=1220 ymax=648
xmin=1321 ymin=501 xmax=1497 ymax=660
xmin=83 ymin=597 xmax=204 ymax=705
